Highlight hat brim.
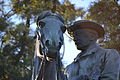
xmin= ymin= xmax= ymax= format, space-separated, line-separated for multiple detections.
xmin=67 ymin=20 xmax=105 ymax=38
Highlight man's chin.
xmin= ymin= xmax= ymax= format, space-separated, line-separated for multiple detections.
xmin=76 ymin=45 xmax=85 ymax=50
xmin=76 ymin=46 xmax=82 ymax=50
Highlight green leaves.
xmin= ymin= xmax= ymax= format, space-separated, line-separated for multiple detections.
xmin=86 ymin=0 xmax=120 ymax=52
xmin=0 ymin=17 xmax=9 ymax=31
xmin=56 ymin=0 xmax=85 ymax=23
xmin=87 ymin=0 xmax=120 ymax=27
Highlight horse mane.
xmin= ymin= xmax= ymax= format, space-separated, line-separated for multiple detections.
xmin=36 ymin=11 xmax=64 ymax=26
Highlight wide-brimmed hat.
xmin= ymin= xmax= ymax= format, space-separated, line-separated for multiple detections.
xmin=67 ymin=20 xmax=105 ymax=38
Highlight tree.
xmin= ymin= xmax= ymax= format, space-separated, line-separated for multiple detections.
xmin=0 ymin=23 xmax=35 ymax=80
xmin=0 ymin=0 xmax=86 ymax=79
xmin=103 ymin=29 xmax=120 ymax=52
xmin=0 ymin=0 xmax=85 ymax=80
xmin=86 ymin=0 xmax=120 ymax=52
xmin=86 ymin=0 xmax=120 ymax=27
xmin=0 ymin=0 xmax=34 ymax=79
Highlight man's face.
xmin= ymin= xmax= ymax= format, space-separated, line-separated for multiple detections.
xmin=73 ymin=29 xmax=92 ymax=50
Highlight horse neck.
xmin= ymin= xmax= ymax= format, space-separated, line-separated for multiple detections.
xmin=35 ymin=36 xmax=65 ymax=80
xmin=44 ymin=60 xmax=58 ymax=80
xmin=37 ymin=54 xmax=64 ymax=80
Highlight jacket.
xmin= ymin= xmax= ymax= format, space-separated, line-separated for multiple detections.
xmin=65 ymin=44 xmax=120 ymax=80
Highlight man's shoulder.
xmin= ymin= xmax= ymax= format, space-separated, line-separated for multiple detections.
xmin=65 ymin=60 xmax=80 ymax=71
xmin=105 ymin=49 xmax=119 ymax=53
xmin=92 ymin=46 xmax=120 ymax=61
xmin=64 ymin=62 xmax=79 ymax=76
xmin=96 ymin=45 xmax=119 ymax=56
xmin=104 ymin=49 xmax=120 ymax=58
xmin=96 ymin=47 xmax=120 ymax=62
xmin=65 ymin=62 xmax=76 ymax=70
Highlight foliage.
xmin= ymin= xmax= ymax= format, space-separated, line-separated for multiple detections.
xmin=86 ymin=0 xmax=120 ymax=53
xmin=0 ymin=0 xmax=35 ymax=79
xmin=86 ymin=0 xmax=120 ymax=27
xmin=11 ymin=0 xmax=85 ymax=24
xmin=56 ymin=0 xmax=85 ymax=23
xmin=0 ymin=0 xmax=85 ymax=79
xmin=0 ymin=0 xmax=119 ymax=79
xmin=104 ymin=39 xmax=120 ymax=52
xmin=11 ymin=0 xmax=56 ymax=17
xmin=0 ymin=23 xmax=34 ymax=80
xmin=103 ymin=29 xmax=120 ymax=52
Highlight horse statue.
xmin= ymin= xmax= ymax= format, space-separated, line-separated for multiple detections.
xmin=32 ymin=11 xmax=67 ymax=80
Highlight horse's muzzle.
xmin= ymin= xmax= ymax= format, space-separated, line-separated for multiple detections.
xmin=45 ymin=40 xmax=62 ymax=59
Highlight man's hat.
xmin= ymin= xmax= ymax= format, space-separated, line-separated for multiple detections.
xmin=67 ymin=20 xmax=105 ymax=38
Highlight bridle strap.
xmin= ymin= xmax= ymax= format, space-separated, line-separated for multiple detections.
xmin=36 ymin=27 xmax=65 ymax=80
xmin=37 ymin=55 xmax=47 ymax=80
xmin=36 ymin=28 xmax=48 ymax=80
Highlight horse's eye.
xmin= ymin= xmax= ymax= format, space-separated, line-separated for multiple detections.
xmin=38 ymin=21 xmax=45 ymax=28
xmin=61 ymin=26 xmax=66 ymax=33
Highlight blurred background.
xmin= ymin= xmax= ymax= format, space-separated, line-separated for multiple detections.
xmin=0 ymin=0 xmax=120 ymax=80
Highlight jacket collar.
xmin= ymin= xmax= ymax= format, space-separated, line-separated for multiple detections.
xmin=74 ymin=43 xmax=102 ymax=62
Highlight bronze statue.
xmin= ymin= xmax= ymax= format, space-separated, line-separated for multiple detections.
xmin=32 ymin=11 xmax=120 ymax=80
xmin=32 ymin=11 xmax=66 ymax=80
xmin=65 ymin=20 xmax=120 ymax=80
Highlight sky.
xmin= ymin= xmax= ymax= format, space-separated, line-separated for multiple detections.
xmin=59 ymin=0 xmax=96 ymax=9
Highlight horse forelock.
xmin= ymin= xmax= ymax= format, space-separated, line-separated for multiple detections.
xmin=37 ymin=11 xmax=64 ymax=26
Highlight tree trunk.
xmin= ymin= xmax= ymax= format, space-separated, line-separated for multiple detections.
xmin=52 ymin=0 xmax=57 ymax=13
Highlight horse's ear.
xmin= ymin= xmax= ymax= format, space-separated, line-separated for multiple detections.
xmin=55 ymin=14 xmax=64 ymax=24
xmin=37 ymin=11 xmax=53 ymax=26
xmin=34 ymin=35 xmax=37 ymax=39
xmin=37 ymin=21 xmax=45 ymax=28
xmin=38 ymin=11 xmax=53 ymax=19
xmin=61 ymin=26 xmax=66 ymax=33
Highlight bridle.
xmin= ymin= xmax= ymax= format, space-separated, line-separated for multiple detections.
xmin=36 ymin=26 xmax=65 ymax=80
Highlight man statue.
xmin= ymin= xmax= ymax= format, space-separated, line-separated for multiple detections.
xmin=65 ymin=20 xmax=120 ymax=80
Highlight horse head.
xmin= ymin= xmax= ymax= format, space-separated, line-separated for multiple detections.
xmin=36 ymin=11 xmax=66 ymax=59
xmin=32 ymin=11 xmax=67 ymax=80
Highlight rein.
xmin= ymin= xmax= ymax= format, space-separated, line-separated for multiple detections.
xmin=36 ymin=27 xmax=48 ymax=80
